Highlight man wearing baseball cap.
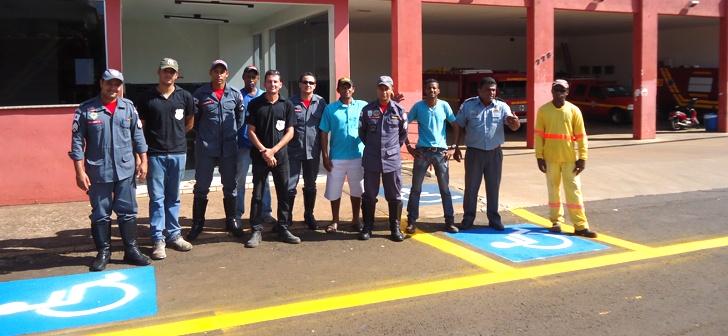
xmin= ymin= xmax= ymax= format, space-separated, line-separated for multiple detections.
xmin=69 ymin=69 xmax=151 ymax=271
xmin=534 ymin=79 xmax=597 ymax=238
xmin=188 ymin=59 xmax=246 ymax=241
xmin=135 ymin=58 xmax=195 ymax=260
xmin=357 ymin=75 xmax=409 ymax=242
xmin=319 ymin=77 xmax=368 ymax=233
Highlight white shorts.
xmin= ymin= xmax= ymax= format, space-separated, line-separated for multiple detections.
xmin=324 ymin=158 xmax=364 ymax=200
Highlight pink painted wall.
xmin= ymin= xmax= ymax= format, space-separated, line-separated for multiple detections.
xmin=0 ymin=107 xmax=86 ymax=205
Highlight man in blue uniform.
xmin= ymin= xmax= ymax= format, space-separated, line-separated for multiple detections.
xmin=455 ymin=77 xmax=520 ymax=231
xmin=136 ymin=58 xmax=195 ymax=260
xmin=187 ymin=60 xmax=245 ymax=241
xmin=404 ymin=78 xmax=461 ymax=234
xmin=288 ymin=72 xmax=327 ymax=230
xmin=245 ymin=70 xmax=299 ymax=248
xmin=236 ymin=65 xmax=275 ymax=225
xmin=69 ymin=69 xmax=151 ymax=272
xmin=358 ymin=75 xmax=408 ymax=242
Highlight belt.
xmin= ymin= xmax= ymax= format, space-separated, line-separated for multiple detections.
xmin=418 ymin=147 xmax=445 ymax=152
xmin=467 ymin=145 xmax=501 ymax=151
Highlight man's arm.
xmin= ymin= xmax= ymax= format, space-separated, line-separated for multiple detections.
xmin=73 ymin=160 xmax=90 ymax=192
xmin=320 ymin=130 xmax=333 ymax=172
xmin=448 ymin=120 xmax=462 ymax=162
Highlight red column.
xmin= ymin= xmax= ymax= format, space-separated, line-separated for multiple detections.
xmin=392 ymin=0 xmax=423 ymax=158
xmin=105 ymin=0 xmax=123 ymax=71
xmin=632 ymin=0 xmax=658 ymax=139
xmin=333 ymin=0 xmax=351 ymax=85
xmin=718 ymin=0 xmax=728 ymax=132
xmin=527 ymin=0 xmax=555 ymax=149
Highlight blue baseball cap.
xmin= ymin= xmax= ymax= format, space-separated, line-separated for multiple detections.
xmin=101 ymin=69 xmax=124 ymax=83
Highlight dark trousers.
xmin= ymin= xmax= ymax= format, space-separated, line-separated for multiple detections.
xmin=193 ymin=153 xmax=237 ymax=198
xmin=250 ymin=160 xmax=290 ymax=231
xmin=288 ymin=156 xmax=320 ymax=196
xmin=362 ymin=169 xmax=402 ymax=204
xmin=88 ymin=177 xmax=137 ymax=224
xmin=463 ymin=146 xmax=503 ymax=226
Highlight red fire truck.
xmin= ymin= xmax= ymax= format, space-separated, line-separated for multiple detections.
xmin=657 ymin=66 xmax=719 ymax=117
xmin=423 ymin=69 xmax=528 ymax=124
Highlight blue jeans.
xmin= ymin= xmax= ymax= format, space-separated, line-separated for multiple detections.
xmin=236 ymin=147 xmax=272 ymax=219
xmin=148 ymin=153 xmax=186 ymax=243
xmin=406 ymin=148 xmax=454 ymax=222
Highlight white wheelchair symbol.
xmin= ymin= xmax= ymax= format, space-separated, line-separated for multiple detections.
xmin=400 ymin=187 xmax=463 ymax=204
xmin=491 ymin=227 xmax=572 ymax=250
xmin=0 ymin=272 xmax=139 ymax=318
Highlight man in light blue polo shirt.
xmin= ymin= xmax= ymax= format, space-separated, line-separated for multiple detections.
xmin=404 ymin=78 xmax=461 ymax=234
xmin=455 ymin=77 xmax=520 ymax=231
xmin=319 ymin=77 xmax=368 ymax=233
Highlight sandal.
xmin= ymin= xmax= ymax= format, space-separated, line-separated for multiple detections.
xmin=325 ymin=223 xmax=338 ymax=234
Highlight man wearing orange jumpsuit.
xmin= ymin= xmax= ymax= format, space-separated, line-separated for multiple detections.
xmin=534 ymin=79 xmax=598 ymax=238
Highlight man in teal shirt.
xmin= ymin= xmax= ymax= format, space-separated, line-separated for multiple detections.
xmin=405 ymin=78 xmax=461 ymax=234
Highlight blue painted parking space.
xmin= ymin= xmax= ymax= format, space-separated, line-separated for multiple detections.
xmin=447 ymin=224 xmax=609 ymax=262
xmin=379 ymin=184 xmax=464 ymax=207
xmin=0 ymin=267 xmax=157 ymax=336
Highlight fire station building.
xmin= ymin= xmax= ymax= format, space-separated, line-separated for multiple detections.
xmin=1 ymin=0 xmax=727 ymax=205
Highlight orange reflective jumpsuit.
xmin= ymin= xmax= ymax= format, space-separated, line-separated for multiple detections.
xmin=534 ymin=101 xmax=590 ymax=230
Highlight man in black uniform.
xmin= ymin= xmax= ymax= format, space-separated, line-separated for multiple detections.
xmin=245 ymin=70 xmax=299 ymax=248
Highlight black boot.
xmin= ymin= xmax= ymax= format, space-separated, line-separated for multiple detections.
xmin=388 ymin=201 xmax=404 ymax=242
xmin=303 ymin=190 xmax=319 ymax=230
xmin=224 ymin=197 xmax=244 ymax=237
xmin=358 ymin=200 xmax=375 ymax=240
xmin=187 ymin=197 xmax=208 ymax=241
xmin=89 ymin=222 xmax=111 ymax=272
xmin=119 ymin=219 xmax=151 ymax=266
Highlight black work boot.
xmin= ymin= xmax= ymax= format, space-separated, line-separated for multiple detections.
xmin=303 ymin=190 xmax=319 ymax=230
xmin=186 ymin=197 xmax=208 ymax=241
xmin=118 ymin=219 xmax=151 ymax=266
xmin=89 ymin=222 xmax=111 ymax=272
xmin=388 ymin=201 xmax=405 ymax=242
xmin=358 ymin=200 xmax=375 ymax=240
xmin=224 ymin=197 xmax=244 ymax=238
xmin=286 ymin=195 xmax=296 ymax=230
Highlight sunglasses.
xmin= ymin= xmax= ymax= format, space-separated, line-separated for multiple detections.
xmin=300 ymin=81 xmax=316 ymax=85
xmin=264 ymin=69 xmax=280 ymax=77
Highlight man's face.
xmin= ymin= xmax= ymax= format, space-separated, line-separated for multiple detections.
xmin=209 ymin=65 xmax=229 ymax=86
xmin=99 ymin=79 xmax=122 ymax=102
xmin=478 ymin=84 xmax=497 ymax=103
xmin=337 ymin=83 xmax=354 ymax=100
xmin=264 ymin=74 xmax=282 ymax=94
xmin=552 ymin=85 xmax=568 ymax=101
xmin=299 ymin=75 xmax=316 ymax=95
xmin=424 ymin=82 xmax=440 ymax=99
xmin=242 ymin=71 xmax=259 ymax=90
xmin=158 ymin=68 xmax=178 ymax=85
xmin=377 ymin=84 xmax=392 ymax=102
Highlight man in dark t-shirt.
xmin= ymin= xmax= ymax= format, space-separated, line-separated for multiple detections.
xmin=245 ymin=69 xmax=298 ymax=248
xmin=136 ymin=58 xmax=195 ymax=260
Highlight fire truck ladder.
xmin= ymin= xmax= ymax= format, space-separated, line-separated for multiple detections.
xmin=561 ymin=42 xmax=573 ymax=74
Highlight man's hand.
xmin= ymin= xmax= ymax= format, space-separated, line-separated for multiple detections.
xmin=506 ymin=115 xmax=520 ymax=131
xmin=75 ymin=172 xmax=90 ymax=192
xmin=135 ymin=156 xmax=147 ymax=182
xmin=261 ymin=147 xmax=276 ymax=162
xmin=323 ymin=157 xmax=334 ymax=172
xmin=453 ymin=147 xmax=462 ymax=162
xmin=573 ymin=159 xmax=586 ymax=175
xmin=265 ymin=155 xmax=278 ymax=168
xmin=406 ymin=145 xmax=421 ymax=160
xmin=392 ymin=92 xmax=405 ymax=103
xmin=537 ymin=158 xmax=547 ymax=173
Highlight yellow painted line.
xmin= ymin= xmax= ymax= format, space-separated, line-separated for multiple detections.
xmin=510 ymin=208 xmax=651 ymax=251
xmin=410 ymin=230 xmax=514 ymax=272
xmin=94 ymin=235 xmax=728 ymax=336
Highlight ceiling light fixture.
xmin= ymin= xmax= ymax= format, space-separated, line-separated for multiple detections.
xmin=164 ymin=14 xmax=229 ymax=23
xmin=174 ymin=0 xmax=254 ymax=8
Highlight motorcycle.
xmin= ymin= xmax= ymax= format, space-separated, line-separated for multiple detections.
xmin=668 ymin=97 xmax=700 ymax=130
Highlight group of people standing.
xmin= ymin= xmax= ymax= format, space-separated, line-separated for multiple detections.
xmin=70 ymin=58 xmax=597 ymax=273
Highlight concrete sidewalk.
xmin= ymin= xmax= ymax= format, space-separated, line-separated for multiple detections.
xmin=1 ymin=126 xmax=726 ymax=260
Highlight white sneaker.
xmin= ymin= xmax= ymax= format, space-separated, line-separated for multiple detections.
xmin=151 ymin=241 xmax=166 ymax=260
xmin=168 ymin=236 xmax=193 ymax=252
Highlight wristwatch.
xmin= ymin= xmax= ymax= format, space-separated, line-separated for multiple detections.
xmin=449 ymin=144 xmax=458 ymax=149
